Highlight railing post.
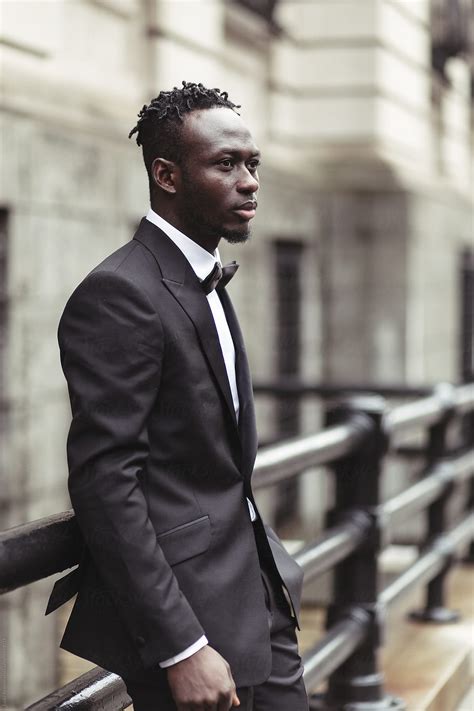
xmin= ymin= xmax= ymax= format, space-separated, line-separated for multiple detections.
xmin=310 ymin=395 xmax=405 ymax=711
xmin=409 ymin=384 xmax=460 ymax=623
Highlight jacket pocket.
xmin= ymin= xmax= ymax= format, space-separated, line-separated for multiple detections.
xmin=156 ymin=515 xmax=211 ymax=566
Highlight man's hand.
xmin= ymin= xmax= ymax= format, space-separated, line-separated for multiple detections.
xmin=166 ymin=645 xmax=240 ymax=710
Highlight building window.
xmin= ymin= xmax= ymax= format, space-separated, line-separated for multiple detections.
xmin=0 ymin=209 xmax=8 ymax=401
xmin=431 ymin=0 xmax=471 ymax=81
xmin=460 ymin=248 xmax=474 ymax=383
xmin=0 ymin=209 xmax=8 ymax=519
xmin=231 ymin=0 xmax=278 ymax=23
xmin=274 ymin=239 xmax=304 ymax=530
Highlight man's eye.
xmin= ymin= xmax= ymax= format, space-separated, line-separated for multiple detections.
xmin=219 ymin=159 xmax=233 ymax=168
xmin=247 ymin=160 xmax=260 ymax=172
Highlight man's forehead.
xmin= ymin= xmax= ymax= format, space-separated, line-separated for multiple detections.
xmin=182 ymin=108 xmax=259 ymax=153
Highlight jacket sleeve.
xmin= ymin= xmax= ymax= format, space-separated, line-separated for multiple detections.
xmin=58 ymin=269 xmax=205 ymax=668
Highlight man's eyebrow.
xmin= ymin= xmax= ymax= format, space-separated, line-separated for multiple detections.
xmin=212 ymin=148 xmax=261 ymax=158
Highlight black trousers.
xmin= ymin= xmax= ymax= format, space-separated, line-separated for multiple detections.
xmin=123 ymin=562 xmax=309 ymax=710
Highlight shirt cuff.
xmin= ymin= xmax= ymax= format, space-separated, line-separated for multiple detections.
xmin=158 ymin=635 xmax=208 ymax=668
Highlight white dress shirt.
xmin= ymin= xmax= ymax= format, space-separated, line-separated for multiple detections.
xmin=145 ymin=209 xmax=256 ymax=668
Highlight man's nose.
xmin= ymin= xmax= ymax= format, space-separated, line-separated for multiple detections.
xmin=237 ymin=168 xmax=259 ymax=193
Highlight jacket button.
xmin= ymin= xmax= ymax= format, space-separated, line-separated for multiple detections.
xmin=136 ymin=636 xmax=146 ymax=646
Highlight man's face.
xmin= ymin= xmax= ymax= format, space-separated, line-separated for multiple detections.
xmin=174 ymin=108 xmax=260 ymax=244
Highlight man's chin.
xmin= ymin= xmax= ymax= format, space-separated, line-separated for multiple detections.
xmin=221 ymin=227 xmax=252 ymax=244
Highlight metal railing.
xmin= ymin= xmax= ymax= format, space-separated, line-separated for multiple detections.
xmin=1 ymin=382 xmax=473 ymax=710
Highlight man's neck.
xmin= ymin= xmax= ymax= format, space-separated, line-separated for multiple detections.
xmin=150 ymin=203 xmax=219 ymax=254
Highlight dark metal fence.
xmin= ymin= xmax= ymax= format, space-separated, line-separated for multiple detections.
xmin=1 ymin=382 xmax=473 ymax=710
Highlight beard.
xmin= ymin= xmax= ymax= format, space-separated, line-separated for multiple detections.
xmin=180 ymin=200 xmax=252 ymax=244
xmin=179 ymin=170 xmax=252 ymax=245
xmin=220 ymin=226 xmax=252 ymax=244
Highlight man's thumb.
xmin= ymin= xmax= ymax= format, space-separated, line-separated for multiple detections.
xmin=232 ymin=691 xmax=240 ymax=706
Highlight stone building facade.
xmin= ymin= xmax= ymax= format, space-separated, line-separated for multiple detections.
xmin=0 ymin=0 xmax=472 ymax=707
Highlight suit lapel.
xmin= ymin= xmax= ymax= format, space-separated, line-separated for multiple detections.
xmin=133 ymin=219 xmax=239 ymax=432
xmin=218 ymin=287 xmax=258 ymax=478
xmin=164 ymin=277 xmax=239 ymax=430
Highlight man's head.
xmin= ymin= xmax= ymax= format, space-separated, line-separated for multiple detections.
xmin=129 ymin=81 xmax=260 ymax=251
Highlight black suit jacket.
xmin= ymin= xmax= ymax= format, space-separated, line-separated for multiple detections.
xmin=45 ymin=218 xmax=304 ymax=687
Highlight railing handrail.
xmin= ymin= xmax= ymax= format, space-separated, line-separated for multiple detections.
xmin=3 ymin=445 xmax=471 ymax=596
xmin=24 ymin=668 xmax=128 ymax=711
xmin=252 ymin=421 xmax=367 ymax=489
xmin=0 ymin=511 xmax=81 ymax=595
xmin=382 ymin=449 xmax=474 ymax=529
xmin=380 ymin=513 xmax=474 ymax=608
xmin=301 ymin=609 xmax=370 ymax=689
xmin=1 ymin=385 xmax=472 ymax=594
xmin=253 ymin=379 xmax=437 ymax=398
xmin=384 ymin=382 xmax=474 ymax=435
xmin=294 ymin=514 xmax=370 ymax=582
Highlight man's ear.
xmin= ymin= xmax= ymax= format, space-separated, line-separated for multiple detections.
xmin=151 ymin=157 xmax=178 ymax=194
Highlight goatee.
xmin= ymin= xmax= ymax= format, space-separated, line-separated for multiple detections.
xmin=221 ymin=227 xmax=252 ymax=244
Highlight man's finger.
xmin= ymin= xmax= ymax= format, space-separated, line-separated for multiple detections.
xmin=215 ymin=691 xmax=238 ymax=711
xmin=225 ymin=667 xmax=240 ymax=707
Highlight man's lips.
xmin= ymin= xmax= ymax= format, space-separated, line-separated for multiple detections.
xmin=232 ymin=201 xmax=258 ymax=220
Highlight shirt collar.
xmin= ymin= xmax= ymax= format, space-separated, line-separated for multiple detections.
xmin=146 ymin=208 xmax=221 ymax=282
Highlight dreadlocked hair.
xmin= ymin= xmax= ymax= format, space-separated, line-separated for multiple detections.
xmin=129 ymin=81 xmax=240 ymax=143
xmin=128 ymin=81 xmax=241 ymax=182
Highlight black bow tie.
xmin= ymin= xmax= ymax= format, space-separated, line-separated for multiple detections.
xmin=200 ymin=261 xmax=239 ymax=295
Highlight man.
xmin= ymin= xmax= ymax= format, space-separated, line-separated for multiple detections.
xmin=45 ymin=81 xmax=308 ymax=711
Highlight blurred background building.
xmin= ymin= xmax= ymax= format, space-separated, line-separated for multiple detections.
xmin=0 ymin=0 xmax=473 ymax=707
